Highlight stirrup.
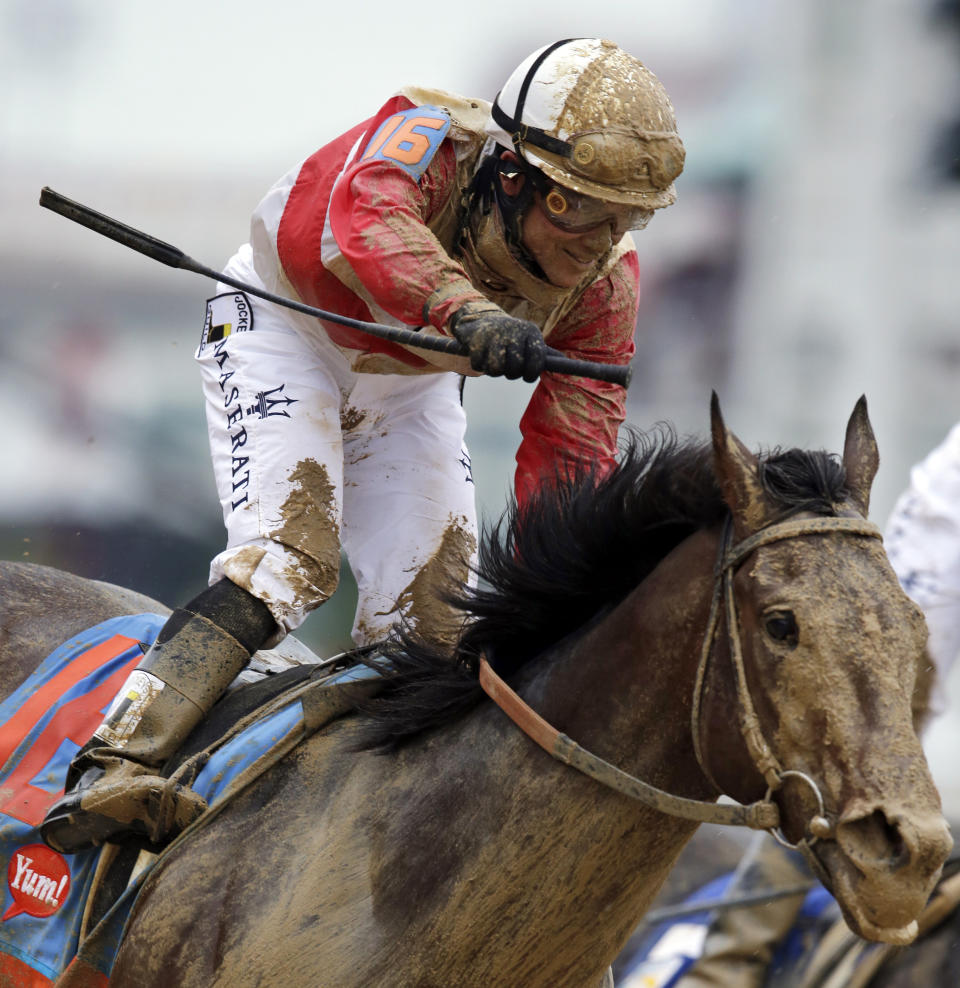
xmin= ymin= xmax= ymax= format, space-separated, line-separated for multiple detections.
xmin=41 ymin=766 xmax=208 ymax=855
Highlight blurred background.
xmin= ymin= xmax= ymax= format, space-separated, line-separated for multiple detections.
xmin=3 ymin=0 xmax=959 ymax=806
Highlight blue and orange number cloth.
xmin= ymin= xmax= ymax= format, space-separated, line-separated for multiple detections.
xmin=0 ymin=613 xmax=346 ymax=986
xmin=0 ymin=613 xmax=165 ymax=986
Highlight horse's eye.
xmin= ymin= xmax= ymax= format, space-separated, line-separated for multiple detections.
xmin=764 ymin=611 xmax=798 ymax=647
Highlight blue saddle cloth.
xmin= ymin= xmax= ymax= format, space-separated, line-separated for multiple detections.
xmin=0 ymin=614 xmax=364 ymax=985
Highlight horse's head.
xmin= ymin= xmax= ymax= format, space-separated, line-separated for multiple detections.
xmin=699 ymin=394 xmax=952 ymax=945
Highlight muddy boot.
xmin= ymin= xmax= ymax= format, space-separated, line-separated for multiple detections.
xmin=41 ymin=580 xmax=275 ymax=854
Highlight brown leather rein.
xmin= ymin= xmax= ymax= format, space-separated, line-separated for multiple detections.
xmin=478 ymin=514 xmax=883 ymax=839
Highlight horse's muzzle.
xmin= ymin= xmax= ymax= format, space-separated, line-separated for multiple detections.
xmin=817 ymin=801 xmax=953 ymax=943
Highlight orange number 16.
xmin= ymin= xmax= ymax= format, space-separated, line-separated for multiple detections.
xmin=363 ymin=113 xmax=447 ymax=167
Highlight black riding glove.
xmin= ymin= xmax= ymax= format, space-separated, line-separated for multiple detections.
xmin=448 ymin=303 xmax=547 ymax=382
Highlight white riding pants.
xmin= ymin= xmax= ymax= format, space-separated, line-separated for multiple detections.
xmin=195 ymin=250 xmax=477 ymax=647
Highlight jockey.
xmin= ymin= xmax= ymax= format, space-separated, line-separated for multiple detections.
xmin=40 ymin=38 xmax=685 ymax=854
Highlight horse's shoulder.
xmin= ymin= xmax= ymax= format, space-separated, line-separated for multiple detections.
xmin=0 ymin=561 xmax=171 ymax=701
xmin=1 ymin=559 xmax=168 ymax=619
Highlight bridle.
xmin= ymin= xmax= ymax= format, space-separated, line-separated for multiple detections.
xmin=478 ymin=513 xmax=883 ymax=844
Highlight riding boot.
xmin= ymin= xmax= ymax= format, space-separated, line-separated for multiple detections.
xmin=41 ymin=580 xmax=275 ymax=854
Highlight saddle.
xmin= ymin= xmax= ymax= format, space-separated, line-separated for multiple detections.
xmin=0 ymin=613 xmax=384 ymax=987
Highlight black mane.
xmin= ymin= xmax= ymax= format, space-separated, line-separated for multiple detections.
xmin=355 ymin=426 xmax=849 ymax=750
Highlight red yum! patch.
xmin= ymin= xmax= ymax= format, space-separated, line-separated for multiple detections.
xmin=3 ymin=843 xmax=71 ymax=921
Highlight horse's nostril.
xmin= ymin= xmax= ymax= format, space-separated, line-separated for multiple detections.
xmin=887 ymin=826 xmax=906 ymax=868
xmin=841 ymin=809 xmax=909 ymax=869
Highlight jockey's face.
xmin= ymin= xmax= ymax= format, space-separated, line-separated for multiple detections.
xmin=498 ymin=154 xmax=625 ymax=289
xmin=518 ymin=195 xmax=616 ymax=288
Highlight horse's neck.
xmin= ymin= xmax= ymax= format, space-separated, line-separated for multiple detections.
xmin=524 ymin=526 xmax=719 ymax=778
xmin=397 ymin=528 xmax=722 ymax=981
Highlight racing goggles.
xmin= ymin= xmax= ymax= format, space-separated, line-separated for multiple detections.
xmin=537 ymin=181 xmax=654 ymax=236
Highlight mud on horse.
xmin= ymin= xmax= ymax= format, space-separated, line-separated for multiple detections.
xmin=0 ymin=395 xmax=950 ymax=987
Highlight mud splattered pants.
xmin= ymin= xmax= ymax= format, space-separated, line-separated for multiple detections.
xmin=195 ymin=252 xmax=478 ymax=648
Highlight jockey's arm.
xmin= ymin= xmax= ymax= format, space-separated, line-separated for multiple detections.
xmin=328 ymin=136 xmax=487 ymax=332
xmin=514 ymin=251 xmax=639 ymax=506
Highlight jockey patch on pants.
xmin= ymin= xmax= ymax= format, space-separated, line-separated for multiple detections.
xmin=199 ymin=292 xmax=254 ymax=351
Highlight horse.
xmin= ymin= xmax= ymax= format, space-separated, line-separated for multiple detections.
xmin=0 ymin=395 xmax=951 ymax=987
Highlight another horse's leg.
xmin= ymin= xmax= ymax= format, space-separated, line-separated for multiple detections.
xmin=40 ymin=578 xmax=276 ymax=854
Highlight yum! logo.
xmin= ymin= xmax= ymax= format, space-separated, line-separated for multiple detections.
xmin=3 ymin=843 xmax=71 ymax=921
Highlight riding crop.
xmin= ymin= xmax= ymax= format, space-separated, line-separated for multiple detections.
xmin=38 ymin=187 xmax=631 ymax=388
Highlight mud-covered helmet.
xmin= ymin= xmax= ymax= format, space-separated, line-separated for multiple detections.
xmin=487 ymin=38 xmax=685 ymax=210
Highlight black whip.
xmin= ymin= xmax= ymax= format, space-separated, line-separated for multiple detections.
xmin=39 ymin=187 xmax=631 ymax=387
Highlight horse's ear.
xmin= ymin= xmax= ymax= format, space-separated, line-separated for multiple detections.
xmin=710 ymin=392 xmax=771 ymax=537
xmin=842 ymin=395 xmax=879 ymax=517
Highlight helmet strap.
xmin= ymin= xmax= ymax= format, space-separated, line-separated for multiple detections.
xmin=459 ymin=148 xmax=547 ymax=279
xmin=495 ymin=151 xmax=545 ymax=250
xmin=492 ymin=39 xmax=581 ymax=163
xmin=461 ymin=147 xmax=533 ymax=246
